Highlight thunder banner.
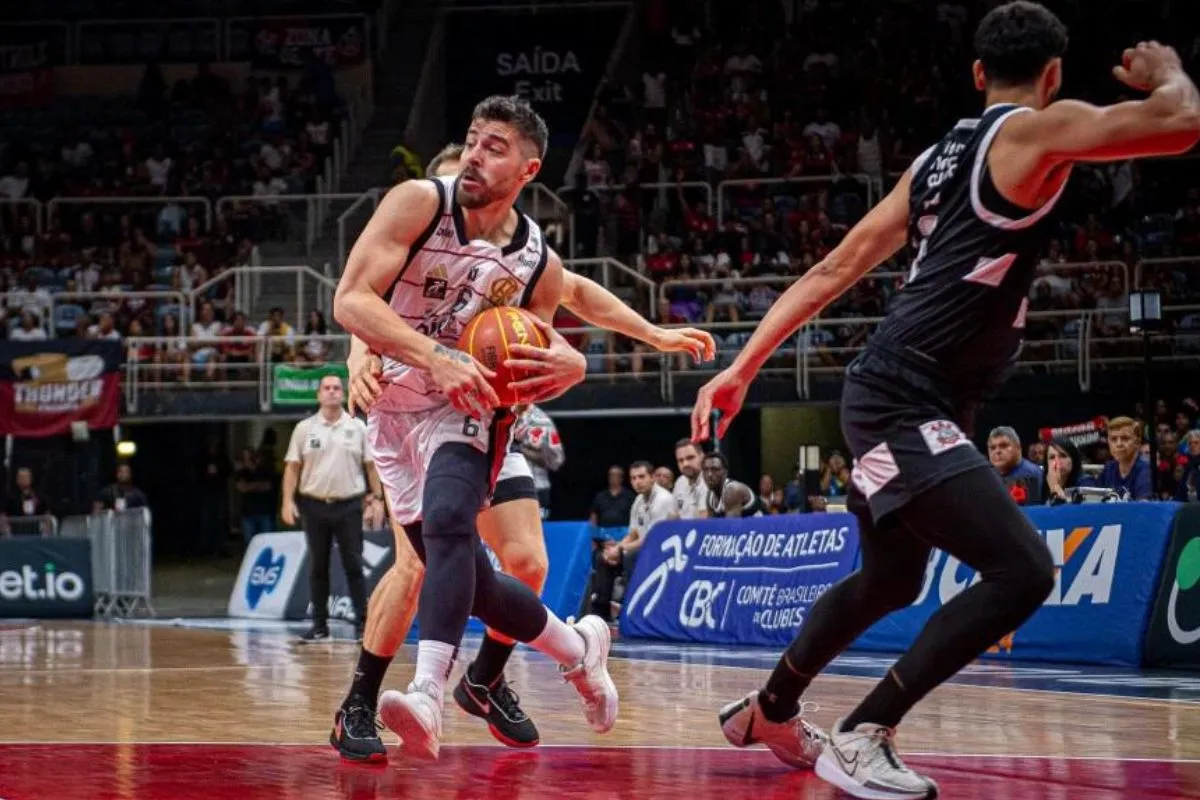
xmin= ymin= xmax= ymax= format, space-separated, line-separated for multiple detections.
xmin=0 ymin=340 xmax=122 ymax=438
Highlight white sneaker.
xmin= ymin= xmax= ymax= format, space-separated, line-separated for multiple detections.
xmin=815 ymin=719 xmax=939 ymax=799
xmin=378 ymin=681 xmax=443 ymax=762
xmin=559 ymin=614 xmax=619 ymax=733
xmin=718 ymin=690 xmax=827 ymax=768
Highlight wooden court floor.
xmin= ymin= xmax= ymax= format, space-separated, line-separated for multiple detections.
xmin=1 ymin=621 xmax=1198 ymax=799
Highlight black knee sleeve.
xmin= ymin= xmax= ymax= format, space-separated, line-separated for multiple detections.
xmin=471 ymin=542 xmax=548 ymax=642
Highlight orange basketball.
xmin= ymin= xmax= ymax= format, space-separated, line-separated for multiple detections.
xmin=457 ymin=306 xmax=549 ymax=407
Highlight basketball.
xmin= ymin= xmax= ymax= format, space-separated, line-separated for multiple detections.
xmin=457 ymin=306 xmax=549 ymax=407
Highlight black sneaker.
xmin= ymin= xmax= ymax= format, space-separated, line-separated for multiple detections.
xmin=299 ymin=625 xmax=330 ymax=643
xmin=330 ymin=702 xmax=387 ymax=763
xmin=453 ymin=673 xmax=540 ymax=748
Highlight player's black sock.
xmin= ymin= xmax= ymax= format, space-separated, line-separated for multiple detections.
xmin=343 ymin=648 xmax=392 ymax=708
xmin=842 ymin=670 xmax=906 ymax=731
xmin=840 ymin=467 xmax=1055 ymax=730
xmin=469 ymin=634 xmax=516 ymax=687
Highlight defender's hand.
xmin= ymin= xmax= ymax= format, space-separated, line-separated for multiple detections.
xmin=691 ymin=367 xmax=750 ymax=442
xmin=1114 ymin=41 xmax=1182 ymax=92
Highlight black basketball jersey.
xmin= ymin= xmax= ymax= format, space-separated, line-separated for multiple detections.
xmin=706 ymin=479 xmax=763 ymax=518
xmin=869 ymin=103 xmax=1068 ymax=397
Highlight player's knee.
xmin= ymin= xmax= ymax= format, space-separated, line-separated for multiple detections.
xmin=874 ymin=568 xmax=926 ymax=612
xmin=501 ymin=546 xmax=548 ymax=593
xmin=423 ymin=490 xmax=475 ymax=539
xmin=1014 ymin=539 xmax=1056 ymax=608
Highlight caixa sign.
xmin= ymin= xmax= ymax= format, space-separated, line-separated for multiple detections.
xmin=857 ymin=503 xmax=1179 ymax=667
xmin=917 ymin=523 xmax=1121 ymax=608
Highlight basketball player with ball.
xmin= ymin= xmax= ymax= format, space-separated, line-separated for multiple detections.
xmin=329 ymin=141 xmax=716 ymax=760
xmin=332 ymin=95 xmax=621 ymax=761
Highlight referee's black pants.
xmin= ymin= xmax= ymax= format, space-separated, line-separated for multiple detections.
xmin=298 ymin=495 xmax=368 ymax=628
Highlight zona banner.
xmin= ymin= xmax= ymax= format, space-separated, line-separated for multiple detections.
xmin=855 ymin=503 xmax=1179 ymax=666
xmin=272 ymin=362 xmax=349 ymax=406
xmin=619 ymin=514 xmax=860 ymax=647
xmin=227 ymin=15 xmax=370 ymax=69
xmin=444 ymin=8 xmax=627 ymax=144
xmin=0 ymin=340 xmax=122 ymax=437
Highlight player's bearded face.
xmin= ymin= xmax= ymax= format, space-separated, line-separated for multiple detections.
xmin=458 ymin=122 xmax=532 ymax=209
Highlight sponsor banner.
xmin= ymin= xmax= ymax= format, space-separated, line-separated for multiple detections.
xmin=271 ymin=362 xmax=348 ymax=407
xmin=291 ymin=529 xmax=395 ymax=621
xmin=77 ymin=19 xmax=220 ymax=65
xmin=227 ymin=532 xmax=308 ymax=619
xmin=226 ymin=15 xmax=369 ymax=69
xmin=444 ymin=8 xmax=627 ymax=144
xmin=0 ymin=538 xmax=93 ymax=618
xmin=857 ymin=503 xmax=1179 ymax=666
xmin=619 ymin=515 xmax=860 ymax=647
xmin=0 ymin=340 xmax=122 ymax=438
xmin=1039 ymin=416 xmax=1108 ymax=447
xmin=0 ymin=24 xmax=64 ymax=109
xmin=1144 ymin=504 xmax=1200 ymax=668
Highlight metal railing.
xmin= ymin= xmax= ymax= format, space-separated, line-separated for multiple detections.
xmin=216 ymin=193 xmax=368 ymax=256
xmin=2 ymin=290 xmax=192 ymax=337
xmin=1 ymin=198 xmax=44 ymax=233
xmin=0 ymin=515 xmax=58 ymax=537
xmin=47 ymin=195 xmax=214 ymax=232
xmin=337 ymin=188 xmax=385 ymax=270
xmin=123 ymin=334 xmax=351 ymax=412
xmin=190 ymin=265 xmax=338 ymax=333
xmin=566 ymin=257 xmax=658 ymax=320
xmin=522 ymin=183 xmax=575 ymax=258
xmin=58 ymin=508 xmax=154 ymax=618
xmin=717 ymin=174 xmax=877 ymax=226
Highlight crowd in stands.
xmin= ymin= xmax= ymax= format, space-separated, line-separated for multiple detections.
xmin=0 ymin=60 xmax=344 ymax=372
xmin=557 ymin=0 xmax=1200 ymax=374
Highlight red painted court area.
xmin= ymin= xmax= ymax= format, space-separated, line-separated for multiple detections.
xmin=1 ymin=745 xmax=1197 ymax=800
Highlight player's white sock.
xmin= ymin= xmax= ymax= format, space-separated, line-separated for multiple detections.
xmin=530 ymin=609 xmax=586 ymax=668
xmin=412 ymin=640 xmax=457 ymax=699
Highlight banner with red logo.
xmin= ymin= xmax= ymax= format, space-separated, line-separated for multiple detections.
xmin=0 ymin=24 xmax=64 ymax=109
xmin=226 ymin=15 xmax=370 ymax=69
xmin=1039 ymin=416 xmax=1108 ymax=447
xmin=0 ymin=341 xmax=122 ymax=438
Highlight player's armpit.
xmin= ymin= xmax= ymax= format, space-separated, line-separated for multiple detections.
xmin=1006 ymin=96 xmax=1200 ymax=166
xmin=333 ymin=181 xmax=442 ymax=369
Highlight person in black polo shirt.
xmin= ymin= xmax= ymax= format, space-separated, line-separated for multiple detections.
xmin=589 ymin=465 xmax=635 ymax=534
xmin=94 ymin=463 xmax=149 ymax=513
xmin=235 ymin=448 xmax=277 ymax=546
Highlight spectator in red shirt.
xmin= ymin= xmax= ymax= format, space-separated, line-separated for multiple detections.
xmin=221 ymin=311 xmax=258 ymax=381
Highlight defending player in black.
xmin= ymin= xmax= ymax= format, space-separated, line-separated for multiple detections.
xmin=691 ymin=3 xmax=1200 ymax=798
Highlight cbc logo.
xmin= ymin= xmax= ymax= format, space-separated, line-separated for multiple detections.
xmin=679 ymin=580 xmax=726 ymax=630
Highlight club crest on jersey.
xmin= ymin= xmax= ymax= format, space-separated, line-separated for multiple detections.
xmin=423 ymin=265 xmax=448 ymax=300
xmin=487 ymin=277 xmax=520 ymax=306
xmin=919 ymin=419 xmax=971 ymax=456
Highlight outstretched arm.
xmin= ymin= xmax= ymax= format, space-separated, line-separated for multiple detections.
xmin=561 ymin=270 xmax=716 ymax=362
xmin=691 ymin=170 xmax=912 ymax=441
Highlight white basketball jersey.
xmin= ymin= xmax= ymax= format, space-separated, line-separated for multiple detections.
xmin=378 ymin=176 xmax=549 ymax=412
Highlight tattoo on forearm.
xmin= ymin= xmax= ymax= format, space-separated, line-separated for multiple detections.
xmin=433 ymin=343 xmax=472 ymax=365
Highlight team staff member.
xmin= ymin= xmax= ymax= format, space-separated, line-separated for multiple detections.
xmin=283 ymin=374 xmax=383 ymax=642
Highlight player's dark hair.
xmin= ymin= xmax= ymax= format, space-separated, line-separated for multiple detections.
xmin=703 ymin=452 xmax=729 ymax=469
xmin=674 ymin=437 xmax=699 ymax=453
xmin=974 ymin=1 xmax=1068 ymax=87
xmin=630 ymin=460 xmax=654 ymax=474
xmin=471 ymin=95 xmax=549 ymax=159
xmin=425 ymin=143 xmax=463 ymax=177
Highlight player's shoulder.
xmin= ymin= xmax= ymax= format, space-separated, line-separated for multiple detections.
xmin=382 ymin=178 xmax=444 ymax=215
